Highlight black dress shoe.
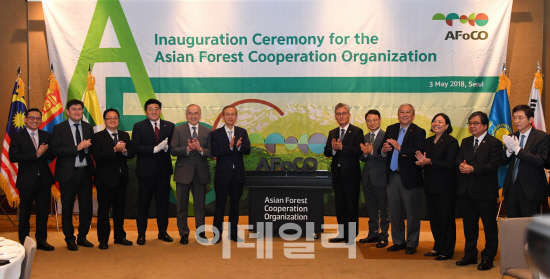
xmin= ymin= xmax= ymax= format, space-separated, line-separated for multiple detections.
xmin=196 ymin=232 xmax=208 ymax=243
xmin=405 ymin=247 xmax=417 ymax=254
xmin=359 ymin=236 xmax=378 ymax=244
xmin=230 ymin=235 xmax=244 ymax=242
xmin=180 ymin=234 xmax=189 ymax=245
xmin=329 ymin=237 xmax=346 ymax=243
xmin=67 ymin=242 xmax=78 ymax=251
xmin=435 ymin=255 xmax=452 ymax=261
xmin=137 ymin=234 xmax=146 ymax=245
xmin=114 ymin=238 xmax=133 ymax=246
xmin=424 ymin=251 xmax=439 ymax=257
xmin=37 ymin=241 xmax=55 ymax=251
xmin=477 ymin=260 xmax=493 ymax=271
xmin=387 ymin=244 xmax=407 ymax=252
xmin=99 ymin=242 xmax=108 ymax=250
xmin=158 ymin=232 xmax=173 ymax=242
xmin=376 ymin=240 xmax=388 ymax=248
xmin=77 ymin=239 xmax=94 ymax=248
xmin=456 ymin=257 xmax=477 ymax=266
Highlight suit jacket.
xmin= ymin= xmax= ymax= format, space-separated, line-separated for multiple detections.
xmin=211 ymin=125 xmax=250 ymax=185
xmin=171 ymin=123 xmax=213 ymax=185
xmin=51 ymin=120 xmax=95 ymax=183
xmin=456 ymin=133 xmax=501 ymax=200
xmin=9 ymin=129 xmax=55 ymax=189
xmin=91 ymin=129 xmax=136 ymax=188
xmin=323 ymin=124 xmax=364 ymax=185
xmin=378 ymin=122 xmax=426 ymax=189
xmin=132 ymin=119 xmax=175 ymax=178
xmin=502 ymin=128 xmax=550 ymax=200
xmin=423 ymin=133 xmax=459 ymax=194
xmin=360 ymin=129 xmax=387 ymax=187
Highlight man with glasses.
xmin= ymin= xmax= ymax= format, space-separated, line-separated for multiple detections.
xmin=379 ymin=103 xmax=425 ymax=255
xmin=358 ymin=109 xmax=389 ymax=248
xmin=51 ymin=99 xmax=95 ymax=251
xmin=9 ymin=108 xmax=55 ymax=250
xmin=455 ymin=111 xmax=501 ymax=271
xmin=91 ymin=108 xmax=135 ymax=249
xmin=171 ymin=104 xmax=213 ymax=244
xmin=324 ymin=103 xmax=364 ymax=243
xmin=132 ymin=99 xmax=175 ymax=245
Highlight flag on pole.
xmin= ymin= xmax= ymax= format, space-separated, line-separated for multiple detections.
xmin=0 ymin=76 xmax=27 ymax=207
xmin=488 ymin=73 xmax=513 ymax=190
xmin=39 ymin=72 xmax=64 ymax=201
xmin=81 ymin=73 xmax=104 ymax=133
xmin=529 ymin=71 xmax=546 ymax=132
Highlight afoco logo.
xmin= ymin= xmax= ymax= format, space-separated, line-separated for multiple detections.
xmin=433 ymin=13 xmax=489 ymax=27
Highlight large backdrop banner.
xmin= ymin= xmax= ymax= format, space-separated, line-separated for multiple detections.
xmin=43 ymin=0 xmax=513 ymax=216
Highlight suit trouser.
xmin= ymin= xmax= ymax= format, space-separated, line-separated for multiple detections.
xmin=136 ymin=169 xmax=171 ymax=235
xmin=213 ymin=171 xmax=242 ymax=238
xmin=363 ymin=177 xmax=389 ymax=240
xmin=334 ymin=167 xmax=360 ymax=239
xmin=59 ymin=168 xmax=93 ymax=243
xmin=96 ymin=176 xmax=127 ymax=243
xmin=504 ymin=177 xmax=541 ymax=218
xmin=459 ymin=194 xmax=498 ymax=261
xmin=426 ymin=192 xmax=456 ymax=257
xmin=176 ymin=168 xmax=206 ymax=236
xmin=18 ymin=177 xmax=50 ymax=244
xmin=387 ymin=172 xmax=421 ymax=247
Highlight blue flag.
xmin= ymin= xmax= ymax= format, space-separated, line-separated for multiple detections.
xmin=488 ymin=74 xmax=512 ymax=189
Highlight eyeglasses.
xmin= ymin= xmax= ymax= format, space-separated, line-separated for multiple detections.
xmin=187 ymin=112 xmax=200 ymax=116
xmin=147 ymin=107 xmax=160 ymax=111
xmin=105 ymin=117 xmax=119 ymax=121
xmin=467 ymin=122 xmax=482 ymax=126
xmin=26 ymin=116 xmax=41 ymax=121
xmin=336 ymin=112 xmax=349 ymax=117
xmin=366 ymin=119 xmax=379 ymax=123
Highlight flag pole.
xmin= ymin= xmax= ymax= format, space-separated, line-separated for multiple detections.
xmin=497 ymin=62 xmax=506 ymax=220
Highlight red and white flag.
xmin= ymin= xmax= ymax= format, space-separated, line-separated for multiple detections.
xmin=529 ymin=71 xmax=546 ymax=132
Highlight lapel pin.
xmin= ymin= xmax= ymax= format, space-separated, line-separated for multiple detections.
xmin=482 ymin=141 xmax=486 ymax=143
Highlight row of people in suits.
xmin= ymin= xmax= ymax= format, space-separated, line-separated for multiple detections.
xmin=9 ymin=99 xmax=250 ymax=252
xmin=324 ymin=103 xmax=548 ymax=272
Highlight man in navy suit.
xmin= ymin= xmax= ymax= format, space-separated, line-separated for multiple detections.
xmin=211 ymin=105 xmax=250 ymax=243
xmin=51 ymin=99 xmax=95 ymax=251
xmin=92 ymin=108 xmax=136 ymax=249
xmin=502 ymin=105 xmax=549 ymax=218
xmin=9 ymin=108 xmax=55 ymax=250
xmin=324 ymin=103 xmax=364 ymax=243
xmin=379 ymin=104 xmax=426 ymax=255
xmin=132 ymin=99 xmax=175 ymax=245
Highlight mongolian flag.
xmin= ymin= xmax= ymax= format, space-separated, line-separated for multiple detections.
xmin=488 ymin=73 xmax=513 ymax=191
xmin=0 ymin=76 xmax=27 ymax=207
xmin=39 ymin=72 xmax=64 ymax=200
xmin=529 ymin=71 xmax=546 ymax=132
xmin=82 ymin=73 xmax=104 ymax=133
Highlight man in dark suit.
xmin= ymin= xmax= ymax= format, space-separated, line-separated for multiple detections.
xmin=358 ymin=109 xmax=388 ymax=248
xmin=91 ymin=108 xmax=135 ymax=250
xmin=324 ymin=103 xmax=364 ymax=243
xmin=501 ymin=105 xmax=549 ymax=217
xmin=132 ymin=99 xmax=175 ymax=245
xmin=51 ymin=99 xmax=95 ymax=251
xmin=171 ymin=104 xmax=213 ymax=245
xmin=211 ymin=105 xmax=250 ymax=243
xmin=455 ymin=111 xmax=501 ymax=271
xmin=9 ymin=108 xmax=55 ymax=251
xmin=379 ymin=103 xmax=425 ymax=255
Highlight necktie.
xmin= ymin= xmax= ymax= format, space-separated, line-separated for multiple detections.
xmin=512 ymin=135 xmax=525 ymax=183
xmin=112 ymin=132 xmax=118 ymax=143
xmin=31 ymin=132 xmax=38 ymax=150
xmin=390 ymin=128 xmax=405 ymax=171
xmin=192 ymin=127 xmax=197 ymax=139
xmin=154 ymin=122 xmax=160 ymax=143
xmin=228 ymin=130 xmax=233 ymax=142
xmin=473 ymin=138 xmax=479 ymax=153
xmin=74 ymin=123 xmax=85 ymax=162
xmin=340 ymin=129 xmax=345 ymax=141
xmin=370 ymin=132 xmax=375 ymax=144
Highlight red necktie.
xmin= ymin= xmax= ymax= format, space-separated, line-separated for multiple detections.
xmin=154 ymin=122 xmax=160 ymax=143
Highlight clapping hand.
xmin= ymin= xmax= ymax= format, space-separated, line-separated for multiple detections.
xmin=459 ymin=160 xmax=473 ymax=174
xmin=360 ymin=142 xmax=373 ymax=155
xmin=36 ymin=143 xmax=48 ymax=158
xmin=414 ymin=151 xmax=430 ymax=166
xmin=331 ymin=138 xmax=343 ymax=151
xmin=382 ymin=142 xmax=392 ymax=153
xmin=77 ymin=139 xmax=92 ymax=151
xmin=114 ymin=141 xmax=125 ymax=152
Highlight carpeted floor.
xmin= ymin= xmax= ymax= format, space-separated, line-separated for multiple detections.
xmin=0 ymin=216 xmax=504 ymax=278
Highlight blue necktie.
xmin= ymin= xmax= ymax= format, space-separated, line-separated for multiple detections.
xmin=390 ymin=128 xmax=405 ymax=171
xmin=512 ymin=135 xmax=525 ymax=183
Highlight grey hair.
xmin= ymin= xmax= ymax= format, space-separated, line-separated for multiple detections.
xmin=186 ymin=104 xmax=201 ymax=113
xmin=334 ymin=103 xmax=350 ymax=114
xmin=398 ymin=103 xmax=415 ymax=115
